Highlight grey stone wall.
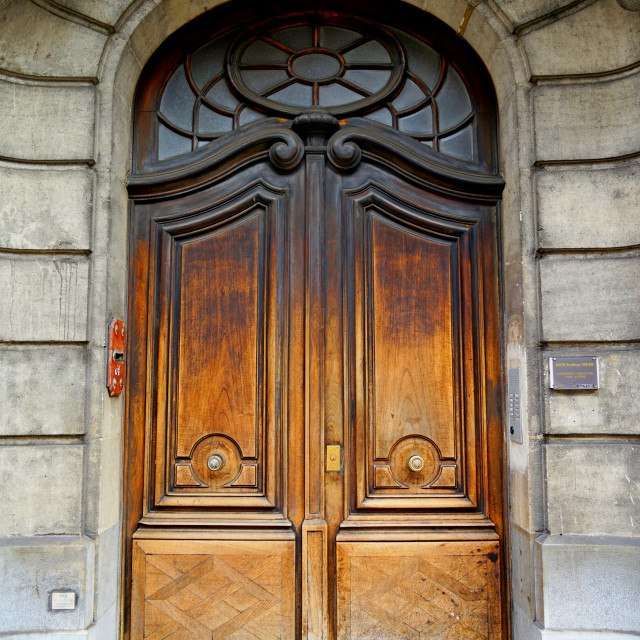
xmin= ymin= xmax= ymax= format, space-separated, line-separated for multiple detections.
xmin=0 ymin=0 xmax=638 ymax=638
xmin=505 ymin=0 xmax=640 ymax=637
xmin=0 ymin=1 xmax=121 ymax=637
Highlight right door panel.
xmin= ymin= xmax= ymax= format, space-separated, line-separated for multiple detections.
xmin=344 ymin=178 xmax=496 ymax=516
xmin=336 ymin=164 xmax=504 ymax=639
xmin=350 ymin=186 xmax=479 ymax=510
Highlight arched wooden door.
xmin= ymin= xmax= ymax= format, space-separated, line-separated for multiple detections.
xmin=124 ymin=7 xmax=506 ymax=639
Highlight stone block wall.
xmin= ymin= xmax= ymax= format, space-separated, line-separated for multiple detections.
xmin=0 ymin=0 xmax=638 ymax=638
xmin=0 ymin=2 xmax=120 ymax=637
xmin=489 ymin=2 xmax=640 ymax=638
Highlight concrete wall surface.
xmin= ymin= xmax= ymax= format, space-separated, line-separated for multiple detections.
xmin=0 ymin=0 xmax=638 ymax=638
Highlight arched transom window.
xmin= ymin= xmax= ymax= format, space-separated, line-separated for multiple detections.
xmin=138 ymin=10 xmax=494 ymax=169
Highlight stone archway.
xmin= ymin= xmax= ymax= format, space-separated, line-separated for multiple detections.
xmin=122 ymin=5 xmax=509 ymax=637
xmin=95 ymin=1 xmax=535 ymax=638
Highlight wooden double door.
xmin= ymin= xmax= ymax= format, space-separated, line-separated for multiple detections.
xmin=124 ymin=116 xmax=506 ymax=639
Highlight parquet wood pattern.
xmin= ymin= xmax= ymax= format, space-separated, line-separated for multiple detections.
xmin=337 ymin=541 xmax=502 ymax=640
xmin=132 ymin=540 xmax=295 ymax=640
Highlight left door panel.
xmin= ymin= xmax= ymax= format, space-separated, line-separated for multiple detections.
xmin=125 ymin=163 xmax=305 ymax=639
xmin=150 ymin=185 xmax=286 ymax=513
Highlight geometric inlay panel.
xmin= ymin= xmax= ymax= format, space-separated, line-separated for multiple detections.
xmin=337 ymin=541 xmax=502 ymax=639
xmin=131 ymin=539 xmax=295 ymax=640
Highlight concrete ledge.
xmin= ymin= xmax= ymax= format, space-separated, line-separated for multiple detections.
xmin=0 ymin=79 xmax=94 ymax=161
xmin=0 ymin=1 xmax=106 ymax=79
xmin=540 ymin=254 xmax=640 ymax=342
xmin=533 ymin=72 xmax=640 ymax=161
xmin=544 ymin=350 xmax=640 ymax=436
xmin=546 ymin=442 xmax=640 ymax=537
xmin=537 ymin=162 xmax=640 ymax=249
xmin=539 ymin=630 xmax=640 ymax=639
xmin=0 ymin=536 xmax=95 ymax=633
xmin=94 ymin=524 xmax=120 ymax=619
xmin=54 ymin=0 xmax=132 ymax=27
xmin=0 ymin=602 xmax=116 ymax=639
xmin=0 ymin=255 xmax=89 ymax=342
xmin=521 ymin=0 xmax=640 ymax=77
xmin=0 ymin=165 xmax=93 ymax=252
xmin=535 ymin=534 xmax=640 ymax=632
xmin=496 ymin=0 xmax=580 ymax=28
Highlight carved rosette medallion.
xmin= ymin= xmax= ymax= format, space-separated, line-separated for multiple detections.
xmin=374 ymin=435 xmax=457 ymax=492
xmin=174 ymin=434 xmax=258 ymax=491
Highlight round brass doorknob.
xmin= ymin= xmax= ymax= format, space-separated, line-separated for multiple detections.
xmin=408 ymin=455 xmax=425 ymax=472
xmin=207 ymin=453 xmax=225 ymax=471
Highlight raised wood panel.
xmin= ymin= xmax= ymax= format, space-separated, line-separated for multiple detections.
xmin=348 ymin=185 xmax=481 ymax=512
xmin=131 ymin=538 xmax=296 ymax=640
xmin=369 ymin=213 xmax=456 ymax=460
xmin=337 ymin=540 xmax=502 ymax=640
xmin=302 ymin=523 xmax=330 ymax=639
xmin=176 ymin=212 xmax=263 ymax=462
xmin=147 ymin=185 xmax=287 ymax=513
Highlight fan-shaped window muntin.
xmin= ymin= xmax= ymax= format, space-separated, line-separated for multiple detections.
xmin=227 ymin=18 xmax=404 ymax=116
xmin=154 ymin=12 xmax=479 ymax=164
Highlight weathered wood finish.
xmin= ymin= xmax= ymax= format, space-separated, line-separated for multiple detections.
xmin=337 ymin=540 xmax=502 ymax=639
xmin=153 ymin=187 xmax=285 ymax=508
xmin=347 ymin=184 xmax=482 ymax=512
xmin=131 ymin=537 xmax=296 ymax=639
xmin=125 ymin=7 xmax=505 ymax=638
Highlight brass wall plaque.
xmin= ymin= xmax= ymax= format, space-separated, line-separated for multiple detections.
xmin=549 ymin=357 xmax=599 ymax=390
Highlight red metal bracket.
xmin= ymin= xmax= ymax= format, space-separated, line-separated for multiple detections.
xmin=107 ymin=317 xmax=126 ymax=397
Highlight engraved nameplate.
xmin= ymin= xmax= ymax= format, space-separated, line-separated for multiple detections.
xmin=550 ymin=357 xmax=599 ymax=390
xmin=51 ymin=591 xmax=76 ymax=610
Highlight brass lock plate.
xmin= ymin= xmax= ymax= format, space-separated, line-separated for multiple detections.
xmin=326 ymin=445 xmax=342 ymax=472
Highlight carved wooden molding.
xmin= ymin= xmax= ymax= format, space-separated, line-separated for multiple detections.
xmin=128 ymin=119 xmax=304 ymax=199
xmin=327 ymin=119 xmax=504 ymax=199
xmin=129 ymin=118 xmax=503 ymax=202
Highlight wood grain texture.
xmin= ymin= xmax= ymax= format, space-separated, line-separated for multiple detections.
xmin=337 ymin=541 xmax=502 ymax=640
xmin=346 ymin=181 xmax=484 ymax=512
xmin=369 ymin=212 xmax=455 ymax=460
xmin=140 ymin=181 xmax=290 ymax=512
xmin=176 ymin=211 xmax=263 ymax=461
xmin=300 ymin=146 xmax=331 ymax=639
xmin=302 ymin=523 xmax=329 ymax=640
xmin=132 ymin=539 xmax=295 ymax=640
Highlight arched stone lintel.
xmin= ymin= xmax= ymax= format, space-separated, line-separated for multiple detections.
xmin=617 ymin=0 xmax=640 ymax=10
